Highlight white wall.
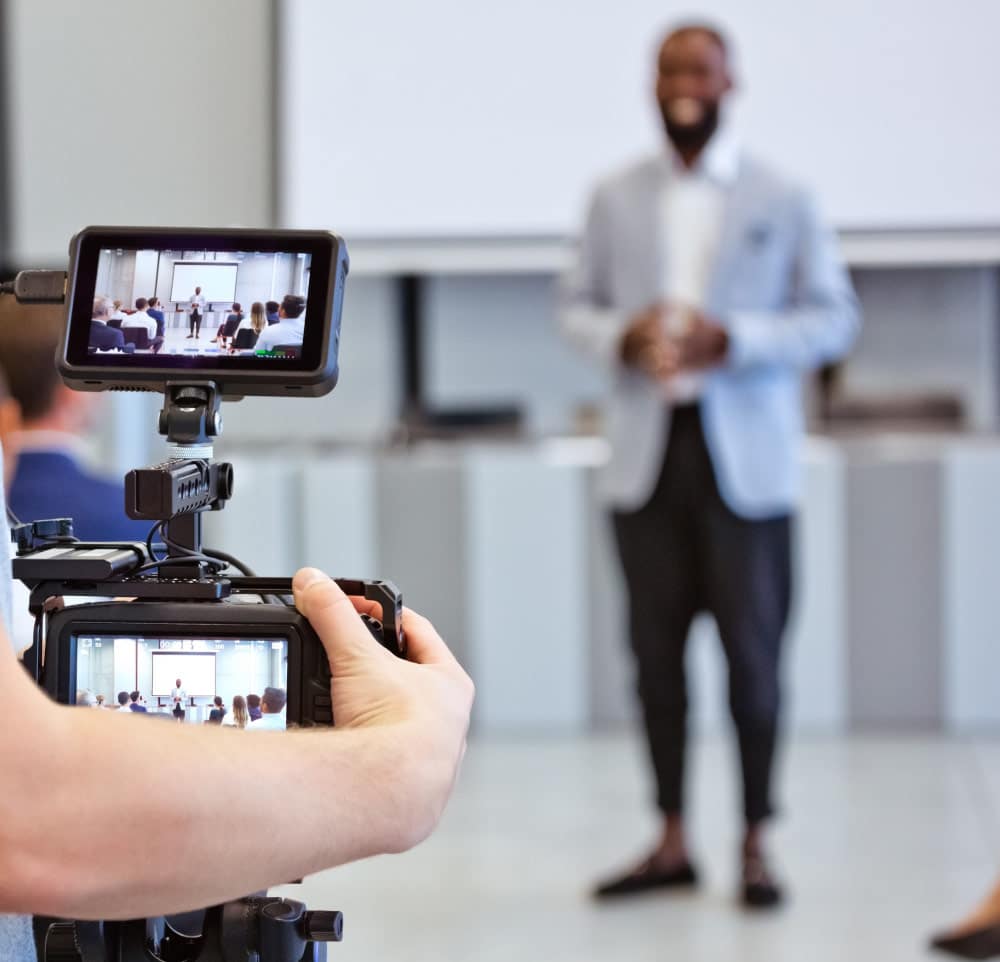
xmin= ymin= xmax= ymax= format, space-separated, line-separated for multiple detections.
xmin=6 ymin=0 xmax=274 ymax=266
xmin=284 ymin=0 xmax=1000 ymax=237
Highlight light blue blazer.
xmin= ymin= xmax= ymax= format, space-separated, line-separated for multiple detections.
xmin=560 ymin=154 xmax=860 ymax=519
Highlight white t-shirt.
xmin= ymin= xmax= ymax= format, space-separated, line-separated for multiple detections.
xmin=190 ymin=294 xmax=206 ymax=313
xmin=658 ymin=129 xmax=739 ymax=402
xmin=171 ymin=686 xmax=187 ymax=708
xmin=248 ymin=712 xmax=286 ymax=731
xmin=254 ymin=315 xmax=305 ymax=352
xmin=127 ymin=310 xmax=157 ymax=337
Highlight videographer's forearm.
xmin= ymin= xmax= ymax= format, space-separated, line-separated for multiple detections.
xmin=0 ymin=693 xmax=431 ymax=919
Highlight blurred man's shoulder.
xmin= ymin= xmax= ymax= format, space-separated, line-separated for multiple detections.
xmin=740 ymin=153 xmax=815 ymax=207
xmin=593 ymin=154 xmax=664 ymax=199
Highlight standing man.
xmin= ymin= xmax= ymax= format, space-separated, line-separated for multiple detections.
xmin=171 ymin=678 xmax=187 ymax=722
xmin=187 ymin=286 xmax=205 ymax=339
xmin=560 ymin=24 xmax=859 ymax=908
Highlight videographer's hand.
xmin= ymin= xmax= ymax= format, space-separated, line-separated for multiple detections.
xmin=292 ymin=567 xmax=474 ymax=850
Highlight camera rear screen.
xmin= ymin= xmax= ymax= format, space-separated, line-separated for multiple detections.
xmin=73 ymin=635 xmax=290 ymax=730
xmin=91 ymin=247 xmax=311 ymax=361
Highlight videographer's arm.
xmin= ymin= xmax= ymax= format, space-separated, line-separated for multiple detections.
xmin=0 ymin=569 xmax=474 ymax=920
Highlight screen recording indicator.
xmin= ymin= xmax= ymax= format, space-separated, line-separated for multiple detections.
xmin=91 ymin=248 xmax=311 ymax=360
xmin=74 ymin=635 xmax=289 ymax=730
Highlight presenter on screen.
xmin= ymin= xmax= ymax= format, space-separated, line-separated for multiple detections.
xmin=560 ymin=23 xmax=859 ymax=909
xmin=171 ymin=678 xmax=187 ymax=722
xmin=187 ymin=287 xmax=205 ymax=339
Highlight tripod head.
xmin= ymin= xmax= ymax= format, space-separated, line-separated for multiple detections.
xmin=40 ymin=896 xmax=343 ymax=962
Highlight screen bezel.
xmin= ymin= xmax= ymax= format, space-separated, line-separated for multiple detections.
xmin=60 ymin=226 xmax=348 ymax=398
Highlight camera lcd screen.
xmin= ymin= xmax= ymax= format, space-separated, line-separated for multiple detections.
xmin=73 ymin=634 xmax=290 ymax=730
xmin=60 ymin=227 xmax=347 ymax=395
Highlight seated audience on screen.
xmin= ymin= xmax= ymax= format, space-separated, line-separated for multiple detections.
xmin=77 ymin=689 xmax=98 ymax=707
xmin=248 ymin=687 xmax=286 ymax=731
xmin=126 ymin=298 xmax=165 ymax=354
xmin=116 ymin=691 xmax=131 ymax=713
xmin=253 ymin=295 xmax=305 ymax=354
xmin=208 ymin=696 xmax=226 ymax=724
xmin=229 ymin=301 xmax=266 ymax=352
xmin=222 ymin=694 xmax=249 ymax=729
xmin=95 ymin=694 xmax=107 ymax=708
xmin=246 ymin=693 xmax=262 ymax=721
xmin=146 ymin=297 xmax=166 ymax=338
xmin=214 ymin=303 xmax=244 ymax=346
xmin=265 ymin=300 xmax=280 ymax=325
xmin=110 ymin=299 xmax=125 ymax=322
xmin=0 ymin=298 xmax=151 ymax=542
xmin=89 ymin=296 xmax=134 ymax=353
xmin=129 ymin=691 xmax=148 ymax=712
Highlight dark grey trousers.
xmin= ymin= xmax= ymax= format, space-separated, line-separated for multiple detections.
xmin=612 ymin=404 xmax=792 ymax=824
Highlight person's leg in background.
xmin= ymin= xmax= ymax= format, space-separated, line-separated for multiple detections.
xmin=930 ymin=876 xmax=1000 ymax=958
xmin=594 ymin=409 xmax=706 ymax=898
xmin=703 ymin=496 xmax=792 ymax=909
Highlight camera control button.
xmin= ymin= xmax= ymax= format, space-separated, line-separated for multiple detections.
xmin=314 ymin=709 xmax=333 ymax=723
xmin=314 ymin=694 xmax=331 ymax=708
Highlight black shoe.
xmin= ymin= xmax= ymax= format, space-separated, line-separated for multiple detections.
xmin=741 ymin=853 xmax=784 ymax=909
xmin=593 ymin=856 xmax=699 ymax=899
xmin=931 ymin=923 xmax=1000 ymax=959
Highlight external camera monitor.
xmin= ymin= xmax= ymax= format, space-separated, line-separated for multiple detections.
xmin=59 ymin=226 xmax=349 ymax=398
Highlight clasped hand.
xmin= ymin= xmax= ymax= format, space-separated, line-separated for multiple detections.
xmin=620 ymin=303 xmax=729 ymax=379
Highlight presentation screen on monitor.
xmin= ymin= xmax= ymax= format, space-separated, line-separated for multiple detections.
xmin=170 ymin=262 xmax=239 ymax=304
xmin=151 ymin=650 xmax=217 ymax=697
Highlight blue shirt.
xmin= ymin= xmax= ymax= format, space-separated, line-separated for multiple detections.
xmin=147 ymin=307 xmax=165 ymax=337
xmin=9 ymin=449 xmax=150 ymax=543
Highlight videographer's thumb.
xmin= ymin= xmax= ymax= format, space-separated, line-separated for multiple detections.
xmin=293 ymin=567 xmax=384 ymax=661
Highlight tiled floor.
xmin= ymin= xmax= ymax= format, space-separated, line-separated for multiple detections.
xmin=274 ymin=733 xmax=1000 ymax=961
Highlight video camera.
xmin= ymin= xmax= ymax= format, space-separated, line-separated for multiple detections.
xmin=9 ymin=226 xmax=406 ymax=961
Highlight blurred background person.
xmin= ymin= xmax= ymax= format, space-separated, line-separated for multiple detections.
xmin=561 ymin=23 xmax=859 ymax=908
xmin=0 ymin=297 xmax=149 ymax=542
